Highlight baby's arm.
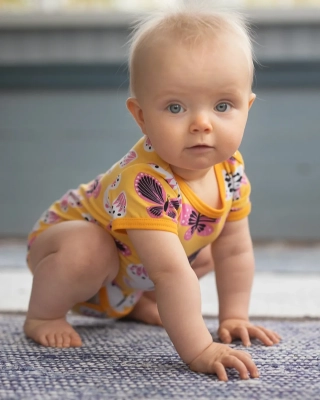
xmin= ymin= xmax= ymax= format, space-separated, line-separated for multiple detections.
xmin=212 ymin=217 xmax=281 ymax=346
xmin=128 ymin=229 xmax=259 ymax=380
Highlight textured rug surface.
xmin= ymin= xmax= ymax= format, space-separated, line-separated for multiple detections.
xmin=0 ymin=314 xmax=319 ymax=400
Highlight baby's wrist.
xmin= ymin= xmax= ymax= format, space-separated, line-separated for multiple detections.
xmin=187 ymin=340 xmax=214 ymax=366
xmin=219 ymin=315 xmax=249 ymax=324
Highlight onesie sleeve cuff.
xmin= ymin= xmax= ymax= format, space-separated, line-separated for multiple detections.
xmin=226 ymin=202 xmax=251 ymax=222
xmin=112 ymin=218 xmax=179 ymax=235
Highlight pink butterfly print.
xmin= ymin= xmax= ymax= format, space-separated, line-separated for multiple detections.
xmin=134 ymin=173 xmax=181 ymax=219
xmin=124 ymin=264 xmax=154 ymax=290
xmin=233 ymin=172 xmax=248 ymax=200
xmin=43 ymin=210 xmax=61 ymax=224
xmin=109 ymin=174 xmax=121 ymax=190
xmin=115 ymin=239 xmax=131 ymax=256
xmin=225 ymin=166 xmax=247 ymax=201
xmin=230 ymin=206 xmax=242 ymax=212
xmin=241 ymin=172 xmax=248 ymax=185
xmin=180 ymin=204 xmax=220 ymax=240
xmin=86 ymin=175 xmax=102 ymax=198
xmin=27 ymin=236 xmax=36 ymax=251
xmin=232 ymin=166 xmax=246 ymax=187
xmin=60 ymin=190 xmax=82 ymax=212
xmin=104 ymin=195 xmax=112 ymax=215
xmin=81 ymin=213 xmax=97 ymax=223
xmin=226 ymin=156 xmax=237 ymax=165
xmin=149 ymin=164 xmax=178 ymax=190
xmin=111 ymin=192 xmax=127 ymax=218
xmin=119 ymin=150 xmax=137 ymax=168
xmin=106 ymin=281 xmax=142 ymax=311
xmin=143 ymin=137 xmax=154 ymax=152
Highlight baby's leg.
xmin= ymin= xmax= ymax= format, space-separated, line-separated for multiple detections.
xmin=24 ymin=221 xmax=119 ymax=348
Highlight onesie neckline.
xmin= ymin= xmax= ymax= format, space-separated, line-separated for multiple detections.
xmin=172 ymin=164 xmax=226 ymax=219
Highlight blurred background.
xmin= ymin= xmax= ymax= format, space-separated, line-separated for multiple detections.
xmin=0 ymin=1 xmax=319 ymax=316
xmin=0 ymin=0 xmax=319 ymax=242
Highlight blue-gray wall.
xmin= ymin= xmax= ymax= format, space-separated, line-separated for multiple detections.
xmin=0 ymin=9 xmax=319 ymax=240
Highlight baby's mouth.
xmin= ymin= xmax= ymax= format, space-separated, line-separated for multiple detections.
xmin=188 ymin=144 xmax=213 ymax=149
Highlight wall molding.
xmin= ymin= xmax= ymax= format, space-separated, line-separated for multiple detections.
xmin=1 ymin=61 xmax=320 ymax=90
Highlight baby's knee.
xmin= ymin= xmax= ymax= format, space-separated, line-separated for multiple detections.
xmin=62 ymin=225 xmax=119 ymax=279
xmin=31 ymin=221 xmax=119 ymax=282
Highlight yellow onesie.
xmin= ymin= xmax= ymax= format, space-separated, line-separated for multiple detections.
xmin=27 ymin=136 xmax=251 ymax=319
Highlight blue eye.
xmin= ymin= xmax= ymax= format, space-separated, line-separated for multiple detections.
xmin=168 ymin=104 xmax=184 ymax=114
xmin=215 ymin=103 xmax=230 ymax=112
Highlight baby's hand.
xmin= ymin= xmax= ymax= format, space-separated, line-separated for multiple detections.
xmin=218 ymin=319 xmax=281 ymax=347
xmin=188 ymin=342 xmax=259 ymax=381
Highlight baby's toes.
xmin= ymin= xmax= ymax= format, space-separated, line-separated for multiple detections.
xmin=38 ymin=334 xmax=49 ymax=347
xmin=69 ymin=331 xmax=82 ymax=347
xmin=46 ymin=333 xmax=57 ymax=347
xmin=55 ymin=333 xmax=64 ymax=348
xmin=62 ymin=332 xmax=71 ymax=348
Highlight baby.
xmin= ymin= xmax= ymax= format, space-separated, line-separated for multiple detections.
xmin=25 ymin=3 xmax=280 ymax=381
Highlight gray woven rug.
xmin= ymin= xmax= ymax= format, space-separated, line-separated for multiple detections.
xmin=0 ymin=314 xmax=319 ymax=400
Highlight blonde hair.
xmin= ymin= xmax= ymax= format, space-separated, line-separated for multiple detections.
xmin=127 ymin=2 xmax=255 ymax=97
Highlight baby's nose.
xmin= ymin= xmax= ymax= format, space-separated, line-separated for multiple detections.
xmin=189 ymin=114 xmax=213 ymax=133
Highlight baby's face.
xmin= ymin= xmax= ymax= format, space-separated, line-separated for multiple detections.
xmin=132 ymin=34 xmax=255 ymax=178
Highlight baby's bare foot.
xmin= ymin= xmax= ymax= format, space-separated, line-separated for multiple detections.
xmin=24 ymin=317 xmax=82 ymax=348
xmin=125 ymin=294 xmax=162 ymax=326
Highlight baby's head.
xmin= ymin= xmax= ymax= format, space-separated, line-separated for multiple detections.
xmin=128 ymin=4 xmax=254 ymax=99
xmin=126 ymin=4 xmax=256 ymax=173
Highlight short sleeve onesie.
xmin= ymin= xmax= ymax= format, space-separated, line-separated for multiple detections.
xmin=27 ymin=136 xmax=251 ymax=318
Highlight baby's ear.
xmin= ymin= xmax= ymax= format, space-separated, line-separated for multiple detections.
xmin=126 ymin=97 xmax=147 ymax=134
xmin=248 ymin=93 xmax=256 ymax=110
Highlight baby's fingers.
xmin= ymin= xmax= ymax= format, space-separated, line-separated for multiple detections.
xmin=210 ymin=362 xmax=228 ymax=381
xmin=256 ymin=326 xmax=281 ymax=344
xmin=248 ymin=326 xmax=280 ymax=346
xmin=236 ymin=326 xmax=251 ymax=347
xmin=219 ymin=328 xmax=232 ymax=344
xmin=231 ymin=351 xmax=260 ymax=379
xmin=220 ymin=354 xmax=254 ymax=380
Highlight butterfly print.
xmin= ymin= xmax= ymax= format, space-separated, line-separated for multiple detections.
xmin=115 ymin=239 xmax=131 ymax=256
xmin=31 ymin=210 xmax=60 ymax=232
xmin=226 ymin=156 xmax=237 ymax=165
xmin=124 ymin=264 xmax=154 ymax=291
xmin=104 ymin=196 xmax=112 ymax=215
xmin=180 ymin=204 xmax=220 ymax=240
xmin=104 ymin=190 xmax=126 ymax=218
xmin=109 ymin=174 xmax=121 ymax=190
xmin=135 ymin=173 xmax=181 ymax=219
xmin=143 ymin=136 xmax=154 ymax=152
xmin=119 ymin=150 xmax=137 ymax=168
xmin=60 ymin=190 xmax=83 ymax=212
xmin=149 ymin=163 xmax=178 ymax=190
xmin=105 ymin=281 xmax=142 ymax=311
xmin=27 ymin=236 xmax=36 ymax=252
xmin=81 ymin=213 xmax=97 ymax=223
xmin=111 ymin=192 xmax=127 ymax=218
xmin=43 ymin=210 xmax=61 ymax=224
xmin=223 ymin=165 xmax=246 ymax=201
xmin=103 ymin=174 xmax=123 ymax=216
xmin=86 ymin=175 xmax=103 ymax=198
